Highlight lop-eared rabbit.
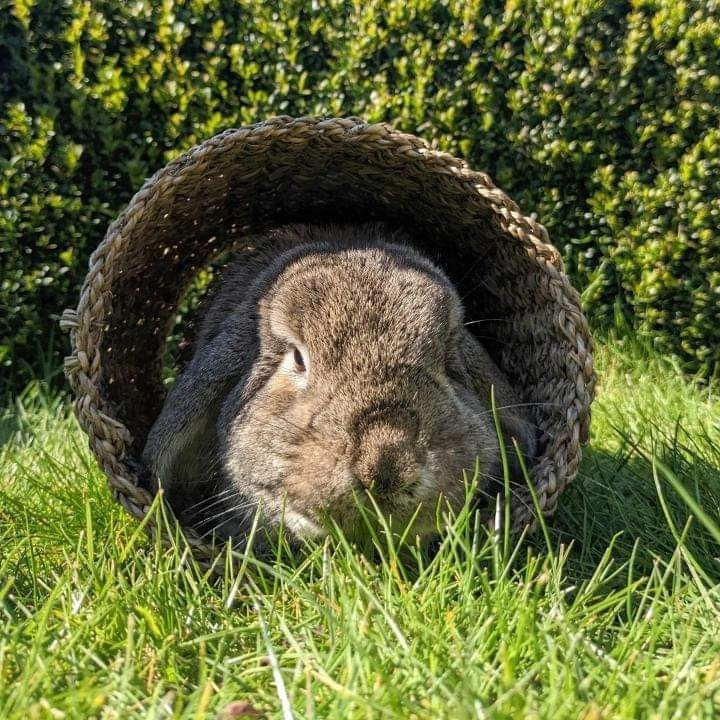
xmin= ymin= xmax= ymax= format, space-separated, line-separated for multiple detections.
xmin=143 ymin=224 xmax=536 ymax=546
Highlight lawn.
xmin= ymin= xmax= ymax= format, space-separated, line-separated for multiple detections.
xmin=1 ymin=338 xmax=719 ymax=719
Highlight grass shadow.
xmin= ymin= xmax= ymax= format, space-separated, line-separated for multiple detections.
xmin=541 ymin=434 xmax=720 ymax=586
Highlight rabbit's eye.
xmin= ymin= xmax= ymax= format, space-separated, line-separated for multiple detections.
xmin=293 ymin=346 xmax=306 ymax=373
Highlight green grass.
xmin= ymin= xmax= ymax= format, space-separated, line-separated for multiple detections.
xmin=1 ymin=338 xmax=719 ymax=719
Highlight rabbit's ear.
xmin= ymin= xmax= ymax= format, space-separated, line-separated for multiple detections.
xmin=142 ymin=314 xmax=260 ymax=500
xmin=457 ymin=329 xmax=537 ymax=480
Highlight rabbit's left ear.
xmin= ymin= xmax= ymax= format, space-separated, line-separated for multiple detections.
xmin=141 ymin=312 xmax=260 ymax=502
xmin=457 ymin=329 xmax=538 ymax=480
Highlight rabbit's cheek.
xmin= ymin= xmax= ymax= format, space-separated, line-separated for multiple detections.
xmin=282 ymin=451 xmax=350 ymax=511
xmin=419 ymin=449 xmax=469 ymax=508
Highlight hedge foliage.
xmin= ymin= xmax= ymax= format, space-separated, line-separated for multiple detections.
xmin=2 ymin=0 xmax=719 ymax=389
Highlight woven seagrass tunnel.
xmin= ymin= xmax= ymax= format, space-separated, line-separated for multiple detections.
xmin=62 ymin=116 xmax=595 ymax=562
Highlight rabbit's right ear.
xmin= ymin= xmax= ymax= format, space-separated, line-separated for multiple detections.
xmin=457 ymin=329 xmax=538 ymax=478
xmin=141 ymin=312 xmax=260 ymax=498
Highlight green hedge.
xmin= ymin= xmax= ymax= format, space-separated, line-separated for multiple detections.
xmin=2 ymin=0 xmax=719 ymax=390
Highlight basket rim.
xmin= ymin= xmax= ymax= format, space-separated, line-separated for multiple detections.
xmin=61 ymin=115 xmax=595 ymax=566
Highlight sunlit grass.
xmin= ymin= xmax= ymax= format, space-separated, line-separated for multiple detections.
xmin=1 ymin=338 xmax=719 ymax=719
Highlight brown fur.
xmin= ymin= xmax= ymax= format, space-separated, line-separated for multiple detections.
xmin=142 ymin=224 xmax=536 ymax=545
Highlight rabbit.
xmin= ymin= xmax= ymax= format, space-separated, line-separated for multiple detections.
xmin=141 ymin=223 xmax=537 ymax=547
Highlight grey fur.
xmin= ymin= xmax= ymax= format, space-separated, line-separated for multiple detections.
xmin=142 ymin=224 xmax=537 ymax=546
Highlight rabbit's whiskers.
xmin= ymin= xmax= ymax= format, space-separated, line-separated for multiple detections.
xmin=199 ymin=501 xmax=259 ymax=538
xmin=183 ymin=487 xmax=237 ymax=515
xmin=463 ymin=318 xmax=512 ymax=327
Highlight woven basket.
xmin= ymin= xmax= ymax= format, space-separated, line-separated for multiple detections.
xmin=61 ymin=116 xmax=595 ymax=563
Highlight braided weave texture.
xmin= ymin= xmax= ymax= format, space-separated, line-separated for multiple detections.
xmin=62 ymin=116 xmax=595 ymax=563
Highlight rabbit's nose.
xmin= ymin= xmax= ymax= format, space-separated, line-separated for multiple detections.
xmin=356 ymin=446 xmax=401 ymax=494
xmin=352 ymin=424 xmax=418 ymax=495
